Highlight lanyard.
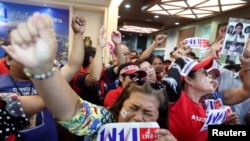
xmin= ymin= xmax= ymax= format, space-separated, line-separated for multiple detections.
xmin=9 ymin=75 xmax=33 ymax=96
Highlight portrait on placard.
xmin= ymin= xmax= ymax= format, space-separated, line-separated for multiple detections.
xmin=220 ymin=18 xmax=250 ymax=56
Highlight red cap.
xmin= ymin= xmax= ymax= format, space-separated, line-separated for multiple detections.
xmin=192 ymin=58 xmax=213 ymax=71
xmin=120 ymin=65 xmax=147 ymax=78
xmin=207 ymin=60 xmax=221 ymax=77
xmin=208 ymin=68 xmax=221 ymax=77
xmin=181 ymin=58 xmax=213 ymax=76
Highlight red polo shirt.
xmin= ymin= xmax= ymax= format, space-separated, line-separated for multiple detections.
xmin=104 ymin=86 xmax=123 ymax=107
xmin=169 ymin=91 xmax=208 ymax=141
xmin=0 ymin=58 xmax=9 ymax=75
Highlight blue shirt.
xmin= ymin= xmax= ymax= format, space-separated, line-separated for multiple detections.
xmin=0 ymin=74 xmax=59 ymax=141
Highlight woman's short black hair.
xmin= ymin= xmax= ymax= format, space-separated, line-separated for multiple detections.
xmin=82 ymin=47 xmax=96 ymax=67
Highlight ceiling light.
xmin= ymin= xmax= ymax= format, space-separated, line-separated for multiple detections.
xmin=147 ymin=4 xmax=162 ymax=11
xmin=151 ymin=11 xmax=169 ymax=15
xmin=197 ymin=6 xmax=220 ymax=12
xmin=119 ymin=19 xmax=164 ymax=34
xmin=154 ymin=15 xmax=159 ymax=18
xmin=187 ymin=0 xmax=207 ymax=7
xmin=197 ymin=0 xmax=218 ymax=7
xmin=221 ymin=4 xmax=245 ymax=11
xmin=220 ymin=0 xmax=246 ymax=5
xmin=178 ymin=14 xmax=196 ymax=19
xmin=192 ymin=9 xmax=213 ymax=14
xmin=196 ymin=14 xmax=213 ymax=18
xmin=168 ymin=9 xmax=184 ymax=15
xmin=175 ymin=22 xmax=179 ymax=25
xmin=161 ymin=4 xmax=180 ymax=9
xmin=142 ymin=0 xmax=249 ymax=19
xmin=125 ymin=4 xmax=131 ymax=8
xmin=119 ymin=25 xmax=161 ymax=34
xmin=177 ymin=9 xmax=193 ymax=15
xmin=166 ymin=1 xmax=187 ymax=7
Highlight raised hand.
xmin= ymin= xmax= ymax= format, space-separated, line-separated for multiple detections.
xmin=224 ymin=112 xmax=240 ymax=125
xmin=240 ymin=50 xmax=250 ymax=69
xmin=97 ymin=25 xmax=107 ymax=48
xmin=155 ymin=34 xmax=167 ymax=46
xmin=204 ymin=38 xmax=223 ymax=59
xmin=172 ymin=46 xmax=192 ymax=60
xmin=238 ymin=39 xmax=250 ymax=69
xmin=71 ymin=15 xmax=86 ymax=34
xmin=179 ymin=40 xmax=186 ymax=48
xmin=111 ymin=31 xmax=121 ymax=45
xmin=2 ymin=12 xmax=57 ymax=73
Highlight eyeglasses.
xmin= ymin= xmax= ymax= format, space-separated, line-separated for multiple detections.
xmin=208 ymin=74 xmax=217 ymax=80
xmin=129 ymin=73 xmax=139 ymax=80
xmin=195 ymin=69 xmax=208 ymax=77
xmin=122 ymin=73 xmax=139 ymax=80
xmin=133 ymin=78 xmax=164 ymax=90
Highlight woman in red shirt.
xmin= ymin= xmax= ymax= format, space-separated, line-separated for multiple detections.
xmin=104 ymin=62 xmax=146 ymax=107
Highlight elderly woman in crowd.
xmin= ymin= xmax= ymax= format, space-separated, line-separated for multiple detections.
xmin=161 ymin=43 xmax=250 ymax=141
xmin=3 ymin=12 xmax=177 ymax=141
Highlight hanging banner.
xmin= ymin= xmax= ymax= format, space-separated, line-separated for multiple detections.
xmin=0 ymin=2 xmax=69 ymax=63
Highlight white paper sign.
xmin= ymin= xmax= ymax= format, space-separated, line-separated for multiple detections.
xmin=97 ymin=122 xmax=160 ymax=141
xmin=184 ymin=37 xmax=209 ymax=49
xmin=221 ymin=18 xmax=250 ymax=56
xmin=181 ymin=57 xmax=198 ymax=76
xmin=200 ymin=106 xmax=231 ymax=131
xmin=204 ymin=99 xmax=223 ymax=112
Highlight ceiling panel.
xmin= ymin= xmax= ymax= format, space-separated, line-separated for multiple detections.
xmin=118 ymin=0 xmax=250 ymax=34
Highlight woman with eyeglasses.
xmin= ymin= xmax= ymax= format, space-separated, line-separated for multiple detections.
xmin=161 ymin=46 xmax=250 ymax=141
xmin=103 ymin=62 xmax=146 ymax=107
xmin=3 ymin=13 xmax=177 ymax=141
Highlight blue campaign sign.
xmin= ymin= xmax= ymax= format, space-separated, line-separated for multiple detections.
xmin=97 ymin=122 xmax=160 ymax=141
xmin=0 ymin=2 xmax=69 ymax=63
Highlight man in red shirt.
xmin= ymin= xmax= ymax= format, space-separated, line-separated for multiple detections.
xmin=0 ymin=53 xmax=11 ymax=75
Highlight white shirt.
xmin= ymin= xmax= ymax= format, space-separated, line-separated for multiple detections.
xmin=227 ymin=34 xmax=245 ymax=43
